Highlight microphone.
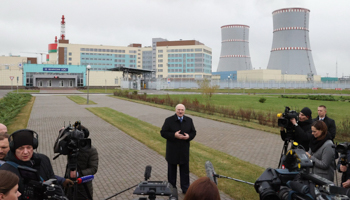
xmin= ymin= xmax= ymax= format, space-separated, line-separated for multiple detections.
xmin=144 ymin=165 xmax=152 ymax=181
xmin=205 ymin=161 xmax=218 ymax=185
xmin=76 ymin=175 xmax=94 ymax=184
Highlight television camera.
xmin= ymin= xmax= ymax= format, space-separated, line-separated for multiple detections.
xmin=205 ymin=148 xmax=350 ymax=200
xmin=104 ymin=165 xmax=178 ymax=200
xmin=277 ymin=106 xmax=299 ymax=130
xmin=18 ymin=165 xmax=68 ymax=200
xmin=53 ymin=121 xmax=91 ymax=157
xmin=336 ymin=142 xmax=350 ymax=166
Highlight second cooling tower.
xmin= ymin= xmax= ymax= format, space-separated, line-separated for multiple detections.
xmin=217 ymin=24 xmax=253 ymax=71
xmin=267 ymin=8 xmax=317 ymax=75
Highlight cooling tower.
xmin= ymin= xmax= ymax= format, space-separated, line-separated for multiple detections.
xmin=217 ymin=24 xmax=253 ymax=72
xmin=267 ymin=8 xmax=317 ymax=75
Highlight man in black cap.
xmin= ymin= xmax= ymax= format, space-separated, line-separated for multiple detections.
xmin=0 ymin=129 xmax=66 ymax=199
xmin=280 ymin=107 xmax=313 ymax=151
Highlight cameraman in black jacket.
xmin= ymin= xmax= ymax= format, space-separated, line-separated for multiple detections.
xmin=280 ymin=107 xmax=313 ymax=151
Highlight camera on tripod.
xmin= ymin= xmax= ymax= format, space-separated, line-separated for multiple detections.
xmin=206 ymin=148 xmax=350 ymax=200
xmin=277 ymin=107 xmax=299 ymax=129
xmin=18 ymin=166 xmax=67 ymax=200
xmin=336 ymin=142 xmax=350 ymax=166
xmin=53 ymin=121 xmax=91 ymax=156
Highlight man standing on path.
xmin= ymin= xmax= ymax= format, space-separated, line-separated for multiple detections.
xmin=313 ymin=105 xmax=336 ymax=140
xmin=161 ymin=104 xmax=196 ymax=194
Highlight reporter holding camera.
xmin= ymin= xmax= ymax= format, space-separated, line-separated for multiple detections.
xmin=280 ymin=107 xmax=313 ymax=151
xmin=0 ymin=129 xmax=58 ymax=199
xmin=305 ymin=120 xmax=335 ymax=182
xmin=0 ymin=170 xmax=21 ymax=200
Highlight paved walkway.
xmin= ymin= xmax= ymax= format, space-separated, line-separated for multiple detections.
xmin=28 ymin=95 xmax=233 ymax=200
xmin=86 ymin=95 xmax=283 ymax=169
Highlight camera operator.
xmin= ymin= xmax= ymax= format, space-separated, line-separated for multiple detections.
xmin=0 ymin=170 xmax=21 ymax=200
xmin=305 ymin=120 xmax=335 ymax=182
xmin=280 ymin=107 xmax=313 ymax=151
xmin=65 ymin=125 xmax=98 ymax=200
xmin=337 ymin=150 xmax=350 ymax=188
xmin=0 ymin=129 xmax=60 ymax=200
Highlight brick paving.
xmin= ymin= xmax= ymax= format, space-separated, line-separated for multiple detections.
xmin=28 ymin=95 xmax=232 ymax=200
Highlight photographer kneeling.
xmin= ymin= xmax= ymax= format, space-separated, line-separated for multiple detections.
xmin=0 ymin=129 xmax=63 ymax=200
xmin=280 ymin=107 xmax=313 ymax=151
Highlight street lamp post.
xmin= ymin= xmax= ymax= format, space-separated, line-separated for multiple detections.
xmin=86 ymin=65 xmax=91 ymax=104
xmin=18 ymin=64 xmax=23 ymax=93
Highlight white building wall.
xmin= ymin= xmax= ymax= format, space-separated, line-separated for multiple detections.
xmin=88 ymin=71 xmax=123 ymax=87
xmin=0 ymin=56 xmax=26 ymax=86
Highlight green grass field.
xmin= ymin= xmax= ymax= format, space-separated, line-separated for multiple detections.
xmin=146 ymin=94 xmax=349 ymax=124
xmin=66 ymin=95 xmax=97 ymax=105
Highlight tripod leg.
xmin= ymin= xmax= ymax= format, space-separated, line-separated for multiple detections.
xmin=278 ymin=140 xmax=290 ymax=168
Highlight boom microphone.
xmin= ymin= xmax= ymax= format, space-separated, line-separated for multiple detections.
xmin=76 ymin=175 xmax=94 ymax=184
xmin=144 ymin=165 xmax=152 ymax=181
xmin=205 ymin=161 xmax=218 ymax=185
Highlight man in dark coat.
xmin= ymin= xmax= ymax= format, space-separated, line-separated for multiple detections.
xmin=0 ymin=129 xmax=63 ymax=200
xmin=161 ymin=104 xmax=196 ymax=194
xmin=65 ymin=125 xmax=98 ymax=200
xmin=313 ymin=105 xmax=336 ymax=140
xmin=280 ymin=107 xmax=313 ymax=151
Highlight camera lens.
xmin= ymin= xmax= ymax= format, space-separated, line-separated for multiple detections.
xmin=258 ymin=182 xmax=279 ymax=200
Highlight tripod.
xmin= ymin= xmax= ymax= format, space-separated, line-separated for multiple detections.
xmin=278 ymin=128 xmax=297 ymax=169
xmin=64 ymin=149 xmax=93 ymax=200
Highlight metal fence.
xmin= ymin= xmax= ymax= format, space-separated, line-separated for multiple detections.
xmin=120 ymin=78 xmax=350 ymax=91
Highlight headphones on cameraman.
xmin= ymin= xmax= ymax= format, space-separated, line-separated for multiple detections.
xmin=9 ymin=129 xmax=39 ymax=152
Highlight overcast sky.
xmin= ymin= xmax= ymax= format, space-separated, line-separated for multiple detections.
xmin=1 ymin=0 xmax=349 ymax=77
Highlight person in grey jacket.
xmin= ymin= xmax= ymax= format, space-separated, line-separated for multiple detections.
xmin=306 ymin=120 xmax=335 ymax=182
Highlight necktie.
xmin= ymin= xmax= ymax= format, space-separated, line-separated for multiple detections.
xmin=180 ymin=118 xmax=183 ymax=123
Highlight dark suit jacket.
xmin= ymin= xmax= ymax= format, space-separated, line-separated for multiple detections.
xmin=161 ymin=114 xmax=196 ymax=164
xmin=313 ymin=115 xmax=336 ymax=140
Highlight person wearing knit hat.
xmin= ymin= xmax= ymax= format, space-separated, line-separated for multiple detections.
xmin=280 ymin=107 xmax=313 ymax=151
xmin=0 ymin=129 xmax=65 ymax=199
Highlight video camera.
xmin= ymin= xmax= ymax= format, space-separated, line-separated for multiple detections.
xmin=336 ymin=142 xmax=350 ymax=166
xmin=206 ymin=148 xmax=350 ymax=200
xmin=18 ymin=166 xmax=68 ymax=200
xmin=277 ymin=107 xmax=299 ymax=129
xmin=104 ymin=165 xmax=178 ymax=200
xmin=53 ymin=121 xmax=91 ymax=156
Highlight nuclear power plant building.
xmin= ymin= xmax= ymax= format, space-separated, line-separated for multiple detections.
xmin=217 ymin=24 xmax=253 ymax=72
xmin=267 ymin=8 xmax=317 ymax=75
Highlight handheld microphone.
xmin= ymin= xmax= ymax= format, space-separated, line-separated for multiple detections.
xmin=76 ymin=175 xmax=94 ymax=184
xmin=144 ymin=165 xmax=152 ymax=181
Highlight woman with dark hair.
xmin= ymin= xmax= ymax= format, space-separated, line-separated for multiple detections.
xmin=305 ymin=120 xmax=335 ymax=182
xmin=184 ymin=177 xmax=221 ymax=200
xmin=0 ymin=170 xmax=21 ymax=200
